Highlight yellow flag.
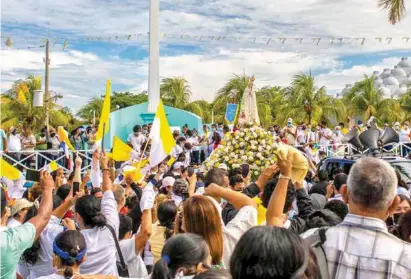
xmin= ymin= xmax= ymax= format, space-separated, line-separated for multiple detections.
xmin=96 ymin=80 xmax=111 ymax=142
xmin=0 ymin=158 xmax=21 ymax=180
xmin=149 ymin=101 xmax=176 ymax=166
xmin=17 ymin=89 xmax=27 ymax=104
xmin=58 ymin=127 xmax=75 ymax=151
xmin=44 ymin=160 xmax=59 ymax=173
xmin=112 ymin=136 xmax=134 ymax=161
xmin=167 ymin=157 xmax=176 ymax=167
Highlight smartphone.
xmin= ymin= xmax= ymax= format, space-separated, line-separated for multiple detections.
xmin=73 ymin=182 xmax=80 ymax=195
xmin=187 ymin=166 xmax=195 ymax=177
xmin=241 ymin=164 xmax=250 ymax=178
xmin=26 ymin=170 xmax=41 ymax=182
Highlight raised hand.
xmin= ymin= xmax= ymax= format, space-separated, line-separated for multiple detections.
xmin=40 ymin=171 xmax=55 ymax=192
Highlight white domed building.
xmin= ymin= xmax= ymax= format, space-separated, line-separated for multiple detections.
xmin=342 ymin=57 xmax=411 ymax=99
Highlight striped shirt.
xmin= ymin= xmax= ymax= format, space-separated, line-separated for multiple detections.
xmin=323 ymin=214 xmax=411 ymax=279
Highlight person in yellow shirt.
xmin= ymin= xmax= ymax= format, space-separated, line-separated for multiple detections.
xmin=339 ymin=122 xmax=349 ymax=135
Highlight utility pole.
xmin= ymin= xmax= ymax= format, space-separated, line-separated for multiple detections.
xmin=45 ymin=40 xmax=50 ymax=130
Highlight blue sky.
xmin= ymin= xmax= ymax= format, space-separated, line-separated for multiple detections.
xmin=1 ymin=0 xmax=411 ymax=112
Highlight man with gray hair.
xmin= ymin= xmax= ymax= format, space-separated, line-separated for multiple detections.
xmin=323 ymin=157 xmax=411 ymax=278
xmin=323 ymin=157 xmax=411 ymax=279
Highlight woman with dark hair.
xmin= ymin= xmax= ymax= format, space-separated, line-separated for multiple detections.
xmin=230 ymin=226 xmax=318 ymax=279
xmin=19 ymin=194 xmax=76 ymax=278
xmin=394 ymin=210 xmax=411 ymax=243
xmin=74 ymin=233 xmax=212 ymax=279
xmin=36 ymin=230 xmax=87 ymax=279
xmin=150 ymin=200 xmax=177 ymax=263
xmin=212 ymin=132 xmax=222 ymax=150
xmin=151 ymin=233 xmax=211 ymax=279
xmin=388 ymin=194 xmax=411 ymax=227
xmin=73 ymin=152 xmax=120 ymax=275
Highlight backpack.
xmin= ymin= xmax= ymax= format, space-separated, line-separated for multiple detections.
xmin=303 ymin=227 xmax=329 ymax=279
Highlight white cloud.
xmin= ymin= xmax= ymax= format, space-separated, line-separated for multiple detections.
xmin=1 ymin=0 xmax=411 ymax=113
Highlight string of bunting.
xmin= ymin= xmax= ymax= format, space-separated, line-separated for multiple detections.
xmin=2 ymin=33 xmax=410 ymax=50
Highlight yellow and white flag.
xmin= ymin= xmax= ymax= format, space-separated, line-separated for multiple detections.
xmin=96 ymin=80 xmax=111 ymax=143
xmin=0 ymin=158 xmax=21 ymax=180
xmin=58 ymin=127 xmax=75 ymax=152
xmin=112 ymin=136 xmax=138 ymax=161
xmin=149 ymin=101 xmax=176 ymax=166
xmin=43 ymin=160 xmax=59 ymax=173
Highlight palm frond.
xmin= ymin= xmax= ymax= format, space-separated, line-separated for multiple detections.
xmin=378 ymin=0 xmax=406 ymax=25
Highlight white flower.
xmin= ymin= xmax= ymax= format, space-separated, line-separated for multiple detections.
xmin=230 ymin=152 xmax=235 ymax=157
xmin=240 ymin=150 xmax=245 ymax=155
xmin=256 ymin=152 xmax=263 ymax=158
xmin=224 ymin=156 xmax=229 ymax=161
xmin=245 ymin=136 xmax=250 ymax=141
xmin=240 ymin=132 xmax=245 ymax=137
xmin=258 ymin=146 xmax=263 ymax=152
xmin=261 ymin=139 xmax=266 ymax=145
xmin=241 ymin=155 xmax=248 ymax=161
xmin=254 ymin=171 xmax=259 ymax=176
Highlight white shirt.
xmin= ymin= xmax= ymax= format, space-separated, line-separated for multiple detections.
xmin=170 ymin=145 xmax=183 ymax=158
xmin=319 ymin=128 xmax=333 ymax=146
xmin=18 ymin=215 xmax=64 ymax=279
xmin=80 ymin=191 xmax=120 ymax=275
xmin=283 ymin=126 xmax=296 ymax=145
xmin=296 ymin=130 xmax=306 ymax=145
xmin=7 ymin=218 xmax=21 ymax=228
xmin=171 ymin=193 xmax=183 ymax=207
xmin=187 ymin=136 xmax=200 ymax=151
xmin=306 ymin=131 xmax=317 ymax=144
xmin=119 ymin=238 xmax=148 ymax=278
xmin=332 ymin=132 xmax=344 ymax=144
xmin=399 ymin=128 xmax=411 ymax=142
xmin=222 ymin=206 xmax=257 ymax=268
xmin=7 ymin=134 xmax=21 ymax=152
xmin=127 ymin=133 xmax=146 ymax=151
xmin=36 ymin=274 xmax=65 ymax=279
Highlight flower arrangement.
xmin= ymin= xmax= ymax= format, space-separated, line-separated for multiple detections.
xmin=205 ymin=127 xmax=277 ymax=178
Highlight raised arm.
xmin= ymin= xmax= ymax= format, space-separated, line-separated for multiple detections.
xmin=266 ymin=153 xmax=293 ymax=227
xmin=205 ymin=183 xmax=257 ymax=210
xmin=28 ymin=171 xmax=54 ymax=239
xmin=100 ymin=153 xmax=113 ymax=192
xmin=134 ymin=209 xmax=152 ymax=254
xmin=73 ymin=155 xmax=82 ymax=183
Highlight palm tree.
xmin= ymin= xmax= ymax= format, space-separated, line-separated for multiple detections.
xmin=378 ymin=0 xmax=406 ymax=25
xmin=160 ymin=77 xmax=192 ymax=109
xmin=256 ymin=86 xmax=284 ymax=124
xmin=344 ymin=75 xmax=396 ymax=124
xmin=277 ymin=72 xmax=344 ymax=125
xmin=1 ymin=75 xmax=68 ymax=131
xmin=76 ymin=97 xmax=103 ymax=121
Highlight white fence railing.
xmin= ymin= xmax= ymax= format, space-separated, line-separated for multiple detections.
xmin=1 ymin=143 xmax=411 ymax=174
xmin=0 ymin=150 xmax=94 ymax=174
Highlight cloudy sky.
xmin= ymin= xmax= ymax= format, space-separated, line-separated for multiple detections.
xmin=1 ymin=0 xmax=410 ymax=112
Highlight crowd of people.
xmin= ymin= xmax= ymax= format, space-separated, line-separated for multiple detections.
xmin=1 ymin=119 xmax=411 ymax=279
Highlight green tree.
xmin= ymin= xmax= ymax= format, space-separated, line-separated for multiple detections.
xmin=160 ymin=77 xmax=191 ymax=108
xmin=76 ymin=92 xmax=148 ymax=121
xmin=277 ymin=72 xmax=344 ymax=125
xmin=343 ymin=75 xmax=396 ymax=124
xmin=379 ymin=0 xmax=406 ymax=25
xmin=1 ymin=75 xmax=67 ymax=131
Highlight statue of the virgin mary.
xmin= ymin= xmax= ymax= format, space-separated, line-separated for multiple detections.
xmin=238 ymin=76 xmax=260 ymax=127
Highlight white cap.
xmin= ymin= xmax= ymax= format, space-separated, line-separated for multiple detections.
xmin=162 ymin=176 xmax=176 ymax=188
xmin=395 ymin=122 xmax=400 ymax=126
xmin=287 ymin=118 xmax=293 ymax=123
xmin=173 ymin=162 xmax=184 ymax=170
xmin=218 ymin=163 xmax=228 ymax=171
